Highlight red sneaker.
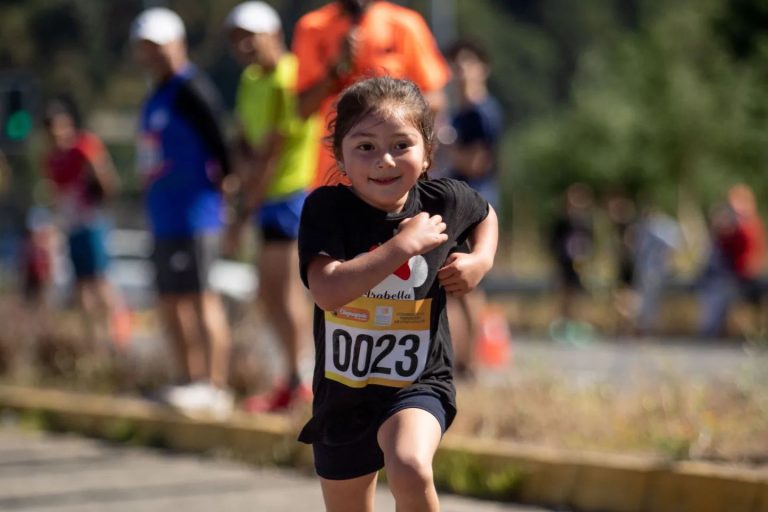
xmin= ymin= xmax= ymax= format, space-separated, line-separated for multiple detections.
xmin=242 ymin=383 xmax=312 ymax=413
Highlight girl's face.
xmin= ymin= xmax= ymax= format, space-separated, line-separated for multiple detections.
xmin=340 ymin=111 xmax=428 ymax=212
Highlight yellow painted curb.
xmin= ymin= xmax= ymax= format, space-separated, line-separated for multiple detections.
xmin=0 ymin=385 xmax=299 ymax=467
xmin=1 ymin=385 xmax=766 ymax=512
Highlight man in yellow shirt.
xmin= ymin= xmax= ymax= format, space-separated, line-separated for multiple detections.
xmin=225 ymin=1 xmax=318 ymax=412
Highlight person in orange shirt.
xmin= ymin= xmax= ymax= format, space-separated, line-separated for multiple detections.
xmin=727 ymin=184 xmax=766 ymax=281
xmin=292 ymin=0 xmax=450 ymax=188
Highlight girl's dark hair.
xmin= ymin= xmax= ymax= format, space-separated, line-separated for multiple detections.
xmin=43 ymin=94 xmax=82 ymax=130
xmin=327 ymin=76 xmax=435 ymax=171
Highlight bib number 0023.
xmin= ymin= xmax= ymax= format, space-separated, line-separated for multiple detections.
xmin=324 ymin=325 xmax=430 ymax=388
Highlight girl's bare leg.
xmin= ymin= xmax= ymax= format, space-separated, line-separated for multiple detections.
xmin=377 ymin=408 xmax=442 ymax=512
xmin=320 ymin=471 xmax=378 ymax=512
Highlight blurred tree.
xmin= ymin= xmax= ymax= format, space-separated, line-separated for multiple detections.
xmin=513 ymin=0 xmax=768 ymax=222
xmin=714 ymin=0 xmax=768 ymax=60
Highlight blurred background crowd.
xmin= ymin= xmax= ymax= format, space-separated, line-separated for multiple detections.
xmin=0 ymin=0 xmax=767 ymax=414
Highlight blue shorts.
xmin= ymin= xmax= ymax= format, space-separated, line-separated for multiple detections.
xmin=67 ymin=222 xmax=110 ymax=279
xmin=255 ymin=190 xmax=306 ymax=242
xmin=312 ymin=393 xmax=447 ymax=481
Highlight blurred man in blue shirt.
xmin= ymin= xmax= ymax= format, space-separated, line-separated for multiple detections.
xmin=132 ymin=7 xmax=233 ymax=416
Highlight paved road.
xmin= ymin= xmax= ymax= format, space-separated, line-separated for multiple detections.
xmin=130 ymin=328 xmax=768 ymax=396
xmin=0 ymin=428 xmax=552 ymax=512
xmin=497 ymin=335 xmax=768 ymax=391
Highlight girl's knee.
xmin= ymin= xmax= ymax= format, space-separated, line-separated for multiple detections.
xmin=386 ymin=453 xmax=434 ymax=494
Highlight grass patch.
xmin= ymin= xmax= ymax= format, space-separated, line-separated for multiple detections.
xmin=451 ymin=368 xmax=768 ymax=466
xmin=433 ymin=450 xmax=524 ymax=500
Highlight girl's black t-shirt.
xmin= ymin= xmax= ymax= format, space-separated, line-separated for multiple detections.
xmin=297 ymin=178 xmax=489 ymax=445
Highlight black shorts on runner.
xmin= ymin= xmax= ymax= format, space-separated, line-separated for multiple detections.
xmin=312 ymin=394 xmax=447 ymax=481
xmin=152 ymin=233 xmax=219 ymax=295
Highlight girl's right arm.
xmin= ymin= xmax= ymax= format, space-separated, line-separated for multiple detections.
xmin=307 ymin=212 xmax=447 ymax=311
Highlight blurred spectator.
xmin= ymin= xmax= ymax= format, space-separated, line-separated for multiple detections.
xmin=291 ymin=0 xmax=450 ymax=187
xmin=548 ymin=183 xmax=595 ymax=324
xmin=20 ymin=206 xmax=56 ymax=308
xmin=606 ymin=192 xmax=638 ymax=291
xmin=0 ymin=150 xmax=18 ymax=286
xmin=443 ymin=38 xmax=504 ymax=378
xmin=606 ymin=192 xmax=638 ymax=333
xmin=223 ymin=2 xmax=315 ymax=412
xmin=697 ymin=184 xmax=766 ymax=337
xmin=131 ymin=7 xmax=233 ymax=416
xmin=443 ymin=39 xmax=503 ymax=210
xmin=41 ymin=95 xmax=130 ymax=353
xmin=0 ymin=150 xmax=9 ymax=195
xmin=728 ymin=184 xmax=767 ymax=293
xmin=697 ymin=203 xmax=741 ymax=337
xmin=630 ymin=206 xmax=681 ymax=335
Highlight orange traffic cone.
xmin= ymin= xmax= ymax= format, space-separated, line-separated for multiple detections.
xmin=474 ymin=304 xmax=512 ymax=368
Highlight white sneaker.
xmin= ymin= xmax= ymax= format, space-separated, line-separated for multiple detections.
xmin=161 ymin=382 xmax=234 ymax=419
xmin=205 ymin=385 xmax=235 ymax=419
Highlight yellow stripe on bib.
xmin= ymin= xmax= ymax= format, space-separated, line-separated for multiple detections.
xmin=326 ymin=296 xmax=431 ymax=331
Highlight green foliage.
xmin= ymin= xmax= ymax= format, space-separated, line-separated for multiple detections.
xmin=654 ymin=435 xmax=693 ymax=460
xmin=103 ymin=418 xmax=139 ymax=443
xmin=433 ymin=450 xmax=523 ymax=500
xmin=18 ymin=408 xmax=54 ymax=432
xmin=511 ymin=0 xmax=768 ymax=220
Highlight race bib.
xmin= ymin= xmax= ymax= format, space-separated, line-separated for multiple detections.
xmin=324 ymin=296 xmax=432 ymax=388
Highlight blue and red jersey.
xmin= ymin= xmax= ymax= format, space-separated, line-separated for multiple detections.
xmin=137 ymin=65 xmax=230 ymax=238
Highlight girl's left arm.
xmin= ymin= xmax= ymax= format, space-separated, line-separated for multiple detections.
xmin=437 ymin=206 xmax=499 ymax=296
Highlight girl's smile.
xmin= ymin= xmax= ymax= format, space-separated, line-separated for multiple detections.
xmin=369 ymin=176 xmax=400 ymax=185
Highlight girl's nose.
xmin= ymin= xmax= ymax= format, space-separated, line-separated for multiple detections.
xmin=377 ymin=153 xmax=396 ymax=169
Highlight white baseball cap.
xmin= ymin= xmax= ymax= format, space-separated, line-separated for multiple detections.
xmin=225 ymin=2 xmax=281 ymax=34
xmin=130 ymin=7 xmax=186 ymax=45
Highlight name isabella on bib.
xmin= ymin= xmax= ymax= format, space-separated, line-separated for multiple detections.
xmin=324 ymin=252 xmax=431 ymax=389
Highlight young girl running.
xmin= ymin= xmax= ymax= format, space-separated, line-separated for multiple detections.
xmin=298 ymin=76 xmax=498 ymax=511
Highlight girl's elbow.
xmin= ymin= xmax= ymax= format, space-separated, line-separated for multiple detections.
xmin=317 ymin=300 xmax=348 ymax=312
xmin=310 ymin=289 xmax=343 ymax=312
xmin=314 ymin=297 xmax=338 ymax=312
xmin=307 ymin=262 xmax=350 ymax=311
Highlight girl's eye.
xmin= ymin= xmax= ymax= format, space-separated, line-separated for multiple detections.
xmin=357 ymin=143 xmax=374 ymax=151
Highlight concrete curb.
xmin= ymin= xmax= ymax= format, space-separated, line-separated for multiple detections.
xmin=0 ymin=385 xmax=765 ymax=512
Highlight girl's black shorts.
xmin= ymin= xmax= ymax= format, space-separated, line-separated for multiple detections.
xmin=312 ymin=393 xmax=447 ymax=481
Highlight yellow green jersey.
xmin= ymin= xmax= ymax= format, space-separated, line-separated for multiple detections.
xmin=235 ymin=53 xmax=319 ymax=199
